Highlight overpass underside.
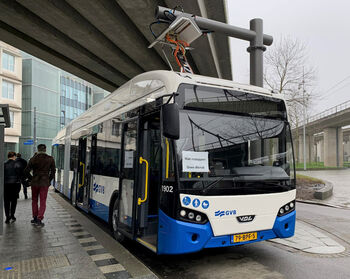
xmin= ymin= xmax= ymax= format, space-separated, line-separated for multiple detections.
xmin=0 ymin=0 xmax=231 ymax=92
xmin=293 ymin=106 xmax=350 ymax=167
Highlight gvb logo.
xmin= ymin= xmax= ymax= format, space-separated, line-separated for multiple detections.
xmin=215 ymin=210 xmax=237 ymax=217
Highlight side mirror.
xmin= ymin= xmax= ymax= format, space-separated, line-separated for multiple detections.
xmin=161 ymin=103 xmax=180 ymax=140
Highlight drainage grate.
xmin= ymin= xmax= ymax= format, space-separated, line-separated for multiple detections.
xmin=0 ymin=254 xmax=70 ymax=278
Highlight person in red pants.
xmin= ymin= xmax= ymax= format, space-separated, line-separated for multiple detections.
xmin=24 ymin=144 xmax=56 ymax=227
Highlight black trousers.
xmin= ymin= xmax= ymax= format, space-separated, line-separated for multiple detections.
xmin=4 ymin=198 xmax=17 ymax=218
xmin=4 ymin=183 xmax=20 ymax=218
xmin=21 ymin=180 xmax=28 ymax=196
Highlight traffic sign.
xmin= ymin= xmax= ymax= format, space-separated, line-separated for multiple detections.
xmin=23 ymin=142 xmax=33 ymax=145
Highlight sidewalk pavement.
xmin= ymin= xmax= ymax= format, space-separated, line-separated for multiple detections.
xmin=298 ymin=169 xmax=350 ymax=209
xmin=0 ymin=188 xmax=158 ymax=279
xmin=269 ymin=220 xmax=346 ymax=254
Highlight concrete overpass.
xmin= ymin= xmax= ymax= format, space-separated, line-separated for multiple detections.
xmin=293 ymin=100 xmax=350 ymax=167
xmin=0 ymin=0 xmax=232 ymax=92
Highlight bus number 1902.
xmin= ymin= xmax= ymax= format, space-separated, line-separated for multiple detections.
xmin=162 ymin=185 xmax=173 ymax=193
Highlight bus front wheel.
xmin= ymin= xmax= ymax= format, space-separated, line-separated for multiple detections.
xmin=112 ymin=199 xmax=124 ymax=242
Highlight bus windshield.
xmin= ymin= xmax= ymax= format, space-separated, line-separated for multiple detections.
xmin=173 ymin=109 xmax=295 ymax=194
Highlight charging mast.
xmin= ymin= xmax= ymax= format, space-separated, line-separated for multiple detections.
xmin=150 ymin=6 xmax=273 ymax=88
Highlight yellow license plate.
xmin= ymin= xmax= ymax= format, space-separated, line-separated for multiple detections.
xmin=232 ymin=232 xmax=257 ymax=243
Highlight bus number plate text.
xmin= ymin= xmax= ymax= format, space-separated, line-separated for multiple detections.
xmin=232 ymin=232 xmax=257 ymax=243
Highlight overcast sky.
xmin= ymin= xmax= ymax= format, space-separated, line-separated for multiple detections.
xmin=227 ymin=0 xmax=350 ymax=115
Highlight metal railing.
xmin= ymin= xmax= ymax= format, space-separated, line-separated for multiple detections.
xmin=302 ymin=99 xmax=350 ymax=126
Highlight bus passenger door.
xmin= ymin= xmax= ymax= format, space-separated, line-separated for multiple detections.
xmin=135 ymin=114 xmax=161 ymax=253
xmin=76 ymin=136 xmax=92 ymax=210
xmin=117 ymin=120 xmax=138 ymax=237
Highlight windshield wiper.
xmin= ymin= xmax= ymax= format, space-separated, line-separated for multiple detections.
xmin=202 ymin=177 xmax=225 ymax=194
xmin=202 ymin=173 xmax=262 ymax=193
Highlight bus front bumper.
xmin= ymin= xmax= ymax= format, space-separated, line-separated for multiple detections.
xmin=158 ymin=209 xmax=296 ymax=255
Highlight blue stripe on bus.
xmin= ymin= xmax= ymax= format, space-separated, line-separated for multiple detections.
xmin=89 ymin=199 xmax=109 ymax=223
xmin=158 ymin=209 xmax=296 ymax=255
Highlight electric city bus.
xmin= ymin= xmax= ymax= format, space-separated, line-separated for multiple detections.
xmin=52 ymin=70 xmax=296 ymax=254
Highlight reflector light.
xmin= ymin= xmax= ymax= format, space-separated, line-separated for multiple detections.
xmin=180 ymin=210 xmax=186 ymax=217
xmin=188 ymin=212 xmax=195 ymax=219
xmin=195 ymin=215 xmax=202 ymax=222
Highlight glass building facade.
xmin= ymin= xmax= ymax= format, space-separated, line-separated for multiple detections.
xmin=60 ymin=76 xmax=92 ymax=128
xmin=20 ymin=54 xmax=109 ymax=160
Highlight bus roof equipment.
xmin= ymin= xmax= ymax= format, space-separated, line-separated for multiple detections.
xmin=149 ymin=6 xmax=273 ymax=87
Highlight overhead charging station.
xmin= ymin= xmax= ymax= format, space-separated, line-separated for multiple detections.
xmin=149 ymin=6 xmax=273 ymax=88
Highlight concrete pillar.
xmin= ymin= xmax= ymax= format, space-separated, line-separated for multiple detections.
xmin=324 ymin=127 xmax=343 ymax=167
xmin=320 ymin=138 xmax=324 ymax=162
xmin=309 ymin=135 xmax=315 ymax=163
xmin=338 ymin=128 xmax=344 ymax=167
xmin=344 ymin=139 xmax=350 ymax=162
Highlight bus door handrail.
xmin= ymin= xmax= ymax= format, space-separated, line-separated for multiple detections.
xmin=138 ymin=156 xmax=149 ymax=205
xmin=78 ymin=161 xmax=85 ymax=188
xmin=165 ymin=139 xmax=169 ymax=178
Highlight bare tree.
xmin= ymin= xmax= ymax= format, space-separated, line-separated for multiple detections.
xmin=264 ymin=37 xmax=316 ymax=161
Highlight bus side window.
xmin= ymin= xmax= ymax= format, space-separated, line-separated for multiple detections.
xmin=91 ymin=120 xmax=121 ymax=178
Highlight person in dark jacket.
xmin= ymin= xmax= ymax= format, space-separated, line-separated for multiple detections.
xmin=16 ymin=153 xmax=28 ymax=199
xmin=4 ymin=151 xmax=22 ymax=224
xmin=24 ymin=144 xmax=56 ymax=227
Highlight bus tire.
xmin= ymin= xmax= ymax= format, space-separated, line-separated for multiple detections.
xmin=112 ymin=199 xmax=124 ymax=242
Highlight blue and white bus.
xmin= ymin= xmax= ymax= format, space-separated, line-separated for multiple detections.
xmin=52 ymin=70 xmax=296 ymax=255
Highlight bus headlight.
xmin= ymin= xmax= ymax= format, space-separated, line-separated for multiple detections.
xmin=178 ymin=208 xmax=208 ymax=224
xmin=278 ymin=200 xmax=296 ymax=217
xmin=180 ymin=210 xmax=186 ymax=217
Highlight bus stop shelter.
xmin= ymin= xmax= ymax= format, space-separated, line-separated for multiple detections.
xmin=0 ymin=104 xmax=11 ymax=235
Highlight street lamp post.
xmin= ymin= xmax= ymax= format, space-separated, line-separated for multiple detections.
xmin=298 ymin=70 xmax=307 ymax=171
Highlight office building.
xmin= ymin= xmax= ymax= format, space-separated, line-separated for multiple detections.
xmin=21 ymin=54 xmax=109 ymax=160
xmin=0 ymin=41 xmax=22 ymax=156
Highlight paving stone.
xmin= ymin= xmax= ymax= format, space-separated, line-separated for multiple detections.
xmin=94 ymin=258 xmax=119 ymax=267
xmin=87 ymin=248 xmax=108 ymax=255
xmin=78 ymin=237 xmax=97 ymax=243
xmin=83 ymin=245 xmax=104 ymax=251
xmin=91 ymin=253 xmax=115 ymax=261
xmin=303 ymin=246 xmax=346 ymax=254
xmin=104 ymin=270 xmax=131 ymax=279
xmin=99 ymin=263 xmax=125 ymax=273
xmin=270 ymin=220 xmax=345 ymax=254
xmin=0 ymin=192 xmax=106 ymax=279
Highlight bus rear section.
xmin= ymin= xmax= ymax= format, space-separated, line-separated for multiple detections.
xmin=157 ymin=84 xmax=296 ymax=254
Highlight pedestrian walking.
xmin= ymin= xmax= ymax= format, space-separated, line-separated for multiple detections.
xmin=4 ymin=151 xmax=22 ymax=224
xmin=16 ymin=153 xmax=28 ymax=199
xmin=24 ymin=144 xmax=56 ymax=227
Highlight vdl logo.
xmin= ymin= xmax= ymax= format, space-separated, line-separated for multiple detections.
xmin=215 ymin=209 xmax=237 ymax=217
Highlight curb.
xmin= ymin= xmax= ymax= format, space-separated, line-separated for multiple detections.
xmin=314 ymin=181 xmax=333 ymax=200
xmin=296 ymin=199 xmax=343 ymax=209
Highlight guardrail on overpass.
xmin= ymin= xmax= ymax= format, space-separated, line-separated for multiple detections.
xmin=303 ymin=99 xmax=350 ymax=125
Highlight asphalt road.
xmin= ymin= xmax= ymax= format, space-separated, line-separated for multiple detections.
xmin=66 ymin=166 xmax=350 ymax=279
xmin=120 ymin=202 xmax=350 ymax=279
